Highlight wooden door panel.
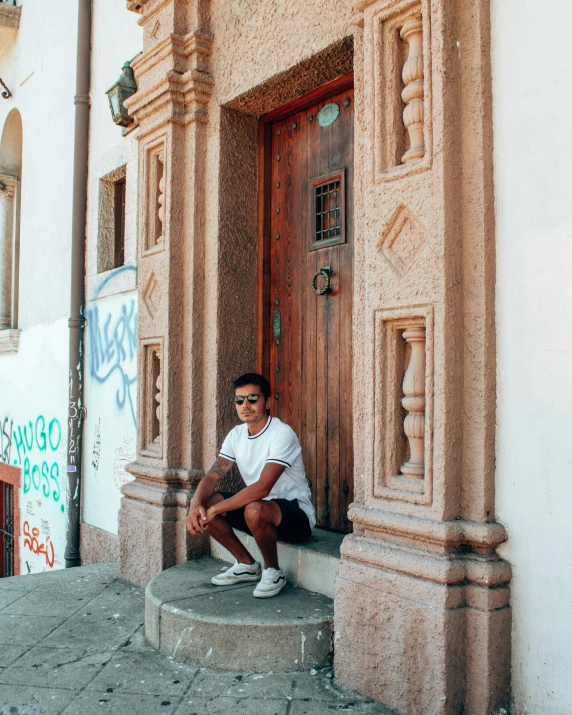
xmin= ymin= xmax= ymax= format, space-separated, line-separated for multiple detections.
xmin=268 ymin=87 xmax=354 ymax=532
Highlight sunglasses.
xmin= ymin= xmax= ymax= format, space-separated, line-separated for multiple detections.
xmin=234 ymin=394 xmax=263 ymax=405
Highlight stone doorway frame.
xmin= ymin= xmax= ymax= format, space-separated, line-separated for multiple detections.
xmin=120 ymin=0 xmax=510 ymax=712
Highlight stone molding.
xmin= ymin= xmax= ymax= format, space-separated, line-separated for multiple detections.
xmin=119 ymin=0 xmax=212 ymax=587
xmin=341 ymin=534 xmax=511 ymax=590
xmin=130 ymin=30 xmax=213 ymax=78
xmin=127 ymin=0 xmax=174 ymax=23
xmin=348 ymin=503 xmax=508 ymax=552
xmin=0 ymin=175 xmax=18 ymax=332
xmin=336 ymin=0 xmax=506 ymax=709
xmin=0 ymin=328 xmax=19 ymax=353
xmin=0 ymin=3 xmax=21 ymax=30
xmin=125 ymin=69 xmax=214 ymax=135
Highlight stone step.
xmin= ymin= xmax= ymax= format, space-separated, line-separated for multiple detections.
xmin=210 ymin=527 xmax=344 ymax=598
xmin=145 ymin=556 xmax=334 ymax=672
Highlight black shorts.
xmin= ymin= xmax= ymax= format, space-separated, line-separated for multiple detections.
xmin=218 ymin=491 xmax=312 ymax=544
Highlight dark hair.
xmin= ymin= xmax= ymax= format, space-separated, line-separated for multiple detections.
xmin=233 ymin=373 xmax=271 ymax=400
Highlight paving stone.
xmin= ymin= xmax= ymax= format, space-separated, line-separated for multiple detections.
xmin=289 ymin=701 xmax=397 ymax=714
xmin=0 ymin=644 xmax=29 ymax=668
xmin=86 ymin=651 xmax=197 ymax=696
xmin=120 ymin=625 xmax=158 ymax=655
xmin=0 ymin=589 xmax=27 ymax=611
xmin=61 ymin=689 xmax=180 ymax=714
xmin=0 ymin=614 xmax=65 ymax=647
xmin=188 ymin=669 xmax=294 ymax=700
xmin=0 ymin=564 xmax=395 ymax=715
xmin=0 ymin=646 xmax=112 ymax=691
xmin=23 ymin=562 xmax=118 ymax=586
xmin=174 ymin=696 xmax=288 ymax=715
xmin=0 ymin=576 xmax=41 ymax=593
xmin=0 ymin=683 xmax=76 ymax=714
xmin=1 ymin=582 xmax=111 ymax=618
xmin=81 ymin=578 xmax=145 ymax=622
xmin=40 ymin=611 xmax=142 ymax=652
xmin=292 ymin=670 xmax=372 ymax=703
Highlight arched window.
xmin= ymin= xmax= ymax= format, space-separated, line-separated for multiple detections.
xmin=0 ymin=108 xmax=22 ymax=348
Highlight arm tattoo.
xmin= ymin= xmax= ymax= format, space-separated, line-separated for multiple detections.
xmin=209 ymin=456 xmax=233 ymax=479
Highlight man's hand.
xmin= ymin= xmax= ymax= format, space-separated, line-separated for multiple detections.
xmin=200 ymin=506 xmax=219 ymax=528
xmin=186 ymin=456 xmax=234 ymax=536
xmin=187 ymin=503 xmax=207 ymax=536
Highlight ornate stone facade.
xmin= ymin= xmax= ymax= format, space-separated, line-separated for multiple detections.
xmin=120 ymin=0 xmax=509 ymax=711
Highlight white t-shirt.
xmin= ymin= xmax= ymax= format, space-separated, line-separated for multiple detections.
xmin=219 ymin=416 xmax=316 ymax=529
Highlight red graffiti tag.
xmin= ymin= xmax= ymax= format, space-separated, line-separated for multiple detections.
xmin=23 ymin=520 xmax=54 ymax=568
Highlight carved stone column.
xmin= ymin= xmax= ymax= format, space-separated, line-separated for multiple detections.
xmin=337 ymin=1 xmax=511 ymax=713
xmin=0 ymin=175 xmax=16 ymax=330
xmin=400 ymin=326 xmax=426 ymax=478
xmin=400 ymin=18 xmax=425 ymax=163
xmin=118 ymin=0 xmax=212 ymax=588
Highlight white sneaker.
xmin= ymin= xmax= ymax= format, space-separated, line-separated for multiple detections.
xmin=211 ymin=560 xmax=261 ymax=586
xmin=253 ymin=567 xmax=287 ymax=598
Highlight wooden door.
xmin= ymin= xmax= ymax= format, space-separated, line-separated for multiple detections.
xmin=265 ymin=86 xmax=354 ymax=533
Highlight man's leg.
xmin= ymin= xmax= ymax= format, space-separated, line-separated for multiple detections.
xmin=201 ymin=494 xmax=257 ymax=566
xmin=243 ymin=500 xmax=282 ymax=570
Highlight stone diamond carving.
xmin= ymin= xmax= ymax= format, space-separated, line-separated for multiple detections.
xmin=379 ymin=204 xmax=427 ymax=275
xmin=143 ymin=271 xmax=159 ymax=319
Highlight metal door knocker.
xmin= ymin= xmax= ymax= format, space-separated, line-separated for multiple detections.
xmin=312 ymin=266 xmax=332 ymax=295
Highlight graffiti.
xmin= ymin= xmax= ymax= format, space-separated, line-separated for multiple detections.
xmin=23 ymin=520 xmax=55 ymax=568
xmin=94 ymin=264 xmax=137 ymax=299
xmin=0 ymin=415 xmax=63 ymax=502
xmin=113 ymin=436 xmax=135 ymax=489
xmin=92 ymin=419 xmax=101 ymax=472
xmin=87 ymin=299 xmax=137 ymax=426
xmin=1 ymin=416 xmax=13 ymax=463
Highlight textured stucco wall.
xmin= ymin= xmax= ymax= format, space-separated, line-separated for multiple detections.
xmin=492 ymin=1 xmax=572 ymax=713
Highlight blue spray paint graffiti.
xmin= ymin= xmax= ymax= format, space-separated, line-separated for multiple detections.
xmin=94 ymin=264 xmax=137 ymax=299
xmin=87 ymin=299 xmax=137 ymax=426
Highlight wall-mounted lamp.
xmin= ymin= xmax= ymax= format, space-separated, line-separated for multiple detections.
xmin=106 ymin=62 xmax=136 ymax=127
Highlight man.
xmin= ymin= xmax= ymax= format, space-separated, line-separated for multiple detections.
xmin=186 ymin=373 xmax=316 ymax=598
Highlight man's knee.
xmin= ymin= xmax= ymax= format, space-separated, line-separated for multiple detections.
xmin=244 ymin=500 xmax=268 ymax=528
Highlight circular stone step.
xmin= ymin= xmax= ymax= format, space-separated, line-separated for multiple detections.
xmin=145 ymin=557 xmax=334 ymax=672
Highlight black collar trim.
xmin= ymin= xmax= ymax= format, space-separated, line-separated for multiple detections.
xmin=248 ymin=416 xmax=272 ymax=439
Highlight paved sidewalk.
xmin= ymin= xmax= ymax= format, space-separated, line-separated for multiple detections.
xmin=0 ymin=563 xmax=394 ymax=715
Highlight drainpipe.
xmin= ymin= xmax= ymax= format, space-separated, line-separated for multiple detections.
xmin=65 ymin=0 xmax=91 ymax=568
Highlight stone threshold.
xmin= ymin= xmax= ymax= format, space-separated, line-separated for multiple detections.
xmin=210 ymin=527 xmax=344 ymax=598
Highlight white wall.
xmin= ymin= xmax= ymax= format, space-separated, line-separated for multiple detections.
xmin=0 ymin=319 xmax=68 ymax=573
xmin=82 ymin=291 xmax=137 ymax=534
xmin=492 ymin=2 xmax=572 ymax=713
xmin=81 ymin=0 xmax=141 ymax=538
xmin=0 ymin=0 xmax=142 ymax=572
xmin=0 ymin=1 xmax=79 ymax=574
